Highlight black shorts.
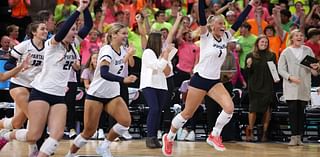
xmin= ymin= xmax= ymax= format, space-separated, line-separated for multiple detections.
xmin=189 ymin=73 xmax=221 ymax=92
xmin=29 ymin=89 xmax=65 ymax=106
xmin=9 ymin=82 xmax=32 ymax=92
xmin=86 ymin=94 xmax=120 ymax=105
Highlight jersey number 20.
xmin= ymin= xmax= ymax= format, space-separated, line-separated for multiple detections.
xmin=63 ymin=61 xmax=74 ymax=70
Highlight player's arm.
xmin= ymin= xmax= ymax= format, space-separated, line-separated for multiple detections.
xmin=100 ymin=60 xmax=136 ymax=84
xmin=52 ymin=0 xmax=89 ymax=45
xmin=198 ymin=0 xmax=208 ymax=35
xmin=1 ymin=55 xmax=30 ymax=81
xmin=229 ymin=0 xmax=254 ymax=35
xmin=0 ymin=65 xmax=23 ymax=81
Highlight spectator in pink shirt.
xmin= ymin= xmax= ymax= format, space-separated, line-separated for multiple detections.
xmin=174 ymin=17 xmax=199 ymax=88
xmin=231 ymin=42 xmax=247 ymax=89
xmin=247 ymin=0 xmax=270 ymax=22
xmin=80 ymin=28 xmax=102 ymax=66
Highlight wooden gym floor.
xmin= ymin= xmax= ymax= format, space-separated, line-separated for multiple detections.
xmin=0 ymin=139 xmax=319 ymax=157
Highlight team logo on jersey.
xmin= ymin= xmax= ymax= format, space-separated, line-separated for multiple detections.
xmin=212 ymin=43 xmax=226 ymax=50
xmin=31 ymin=54 xmax=44 ymax=60
xmin=115 ymin=59 xmax=124 ymax=65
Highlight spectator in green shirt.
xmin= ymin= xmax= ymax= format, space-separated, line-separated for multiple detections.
xmin=237 ymin=22 xmax=257 ymax=69
xmin=151 ymin=10 xmax=172 ymax=32
xmin=280 ymin=9 xmax=294 ymax=32
xmin=165 ymin=0 xmax=187 ymax=25
xmin=54 ymin=0 xmax=77 ymax=23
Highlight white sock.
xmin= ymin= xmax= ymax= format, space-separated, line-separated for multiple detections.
xmin=167 ymin=130 xmax=176 ymax=141
xmin=168 ymin=113 xmax=187 ymax=141
xmin=66 ymin=151 xmax=75 ymax=156
xmin=211 ymin=110 xmax=233 ymax=136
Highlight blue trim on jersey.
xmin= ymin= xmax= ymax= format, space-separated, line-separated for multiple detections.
xmin=110 ymin=45 xmax=121 ymax=56
xmin=213 ymin=35 xmax=222 ymax=42
xmin=100 ymin=55 xmax=112 ymax=61
xmin=30 ymin=39 xmax=45 ymax=51
xmin=11 ymin=48 xmax=22 ymax=56
xmin=225 ymin=32 xmax=229 ymax=39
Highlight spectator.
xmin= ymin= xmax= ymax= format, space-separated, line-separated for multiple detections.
xmin=247 ymin=6 xmax=268 ymax=36
xmin=165 ymin=0 xmax=187 ymax=25
xmin=6 ymin=24 xmax=20 ymax=48
xmin=80 ymin=28 xmax=102 ymax=66
xmin=245 ymin=35 xmax=276 ymax=142
xmin=278 ymin=29 xmax=319 ymax=146
xmin=237 ymin=22 xmax=257 ymax=70
xmin=54 ymin=0 xmax=77 ymax=23
xmin=0 ymin=36 xmax=11 ymax=59
xmin=280 ymin=9 xmax=294 ymax=32
xmin=151 ymin=10 xmax=172 ymax=32
xmin=247 ymin=0 xmax=270 ymax=22
xmin=305 ymin=28 xmax=320 ymax=60
xmin=140 ymin=32 xmax=172 ymax=148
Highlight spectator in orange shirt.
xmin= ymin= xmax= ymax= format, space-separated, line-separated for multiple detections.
xmin=247 ymin=6 xmax=268 ymax=36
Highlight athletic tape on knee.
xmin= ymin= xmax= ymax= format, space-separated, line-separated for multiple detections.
xmin=3 ymin=117 xmax=13 ymax=130
xmin=112 ymin=123 xmax=129 ymax=136
xmin=73 ymin=134 xmax=88 ymax=148
xmin=40 ymin=137 xmax=59 ymax=156
xmin=16 ymin=129 xmax=28 ymax=142
xmin=171 ymin=113 xmax=187 ymax=129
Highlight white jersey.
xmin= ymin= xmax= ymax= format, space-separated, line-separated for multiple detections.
xmin=194 ymin=30 xmax=232 ymax=79
xmin=10 ymin=39 xmax=45 ymax=88
xmin=31 ymin=38 xmax=80 ymax=96
xmin=87 ymin=45 xmax=127 ymax=98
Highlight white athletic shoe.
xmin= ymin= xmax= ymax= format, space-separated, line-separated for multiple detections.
xmin=65 ymin=151 xmax=76 ymax=157
xmin=96 ymin=141 xmax=113 ymax=157
xmin=98 ymin=129 xmax=105 ymax=139
xmin=122 ymin=131 xmax=133 ymax=140
xmin=177 ymin=129 xmax=188 ymax=141
xmin=69 ymin=129 xmax=77 ymax=139
xmin=185 ymin=131 xmax=195 ymax=141
xmin=91 ymin=130 xmax=98 ymax=139
xmin=157 ymin=130 xmax=163 ymax=140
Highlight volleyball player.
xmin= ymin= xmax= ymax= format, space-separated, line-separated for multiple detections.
xmin=0 ymin=0 xmax=92 ymax=156
xmin=0 ymin=21 xmax=47 ymax=155
xmin=65 ymin=23 xmax=137 ymax=157
xmin=162 ymin=0 xmax=254 ymax=156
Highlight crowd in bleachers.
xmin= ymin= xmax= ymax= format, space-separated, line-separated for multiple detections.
xmin=0 ymin=0 xmax=320 ymax=156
